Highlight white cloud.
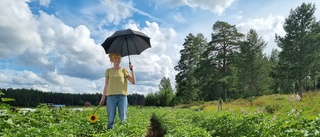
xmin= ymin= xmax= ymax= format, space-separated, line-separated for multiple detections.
xmin=129 ymin=84 xmax=159 ymax=95
xmin=237 ymin=14 xmax=285 ymax=35
xmin=41 ymin=70 xmax=65 ymax=85
xmin=39 ymin=0 xmax=51 ymax=7
xmin=122 ymin=20 xmax=141 ymax=31
xmin=160 ymin=0 xmax=237 ymax=15
xmin=0 ymin=69 xmax=104 ymax=94
xmin=2 ymin=9 xmax=108 ymax=81
xmin=0 ymin=0 xmax=112 ymax=94
xmin=0 ymin=0 xmax=42 ymax=58
xmin=0 ymin=73 xmax=11 ymax=83
xmin=121 ymin=2 xmax=163 ymax=23
xmin=10 ymin=70 xmax=46 ymax=85
xmin=173 ymin=12 xmax=187 ymax=23
xmin=237 ymin=14 xmax=286 ymax=55
xmin=87 ymin=82 xmax=97 ymax=89
xmin=232 ymin=11 xmax=243 ymax=20
xmin=98 ymin=0 xmax=162 ymax=26
xmin=100 ymin=0 xmax=133 ymax=25
xmin=35 ymin=11 xmax=108 ymax=80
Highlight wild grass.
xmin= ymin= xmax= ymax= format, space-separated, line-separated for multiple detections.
xmin=184 ymin=91 xmax=320 ymax=117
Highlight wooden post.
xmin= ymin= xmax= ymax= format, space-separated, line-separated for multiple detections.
xmin=218 ymin=99 xmax=222 ymax=112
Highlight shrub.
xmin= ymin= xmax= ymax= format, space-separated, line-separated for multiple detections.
xmin=265 ymin=104 xmax=280 ymax=114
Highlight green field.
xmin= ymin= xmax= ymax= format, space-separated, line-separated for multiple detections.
xmin=1 ymin=92 xmax=320 ymax=137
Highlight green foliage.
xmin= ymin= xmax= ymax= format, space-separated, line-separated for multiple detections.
xmin=175 ymin=33 xmax=207 ymax=103
xmin=158 ymin=77 xmax=175 ymax=106
xmin=127 ymin=93 xmax=145 ymax=105
xmin=154 ymin=108 xmax=211 ymax=137
xmin=152 ymin=107 xmax=320 ymax=136
xmin=1 ymin=88 xmax=145 ymax=107
xmin=0 ymin=90 xmax=15 ymax=107
xmin=209 ymin=21 xmax=244 ymax=101
xmin=173 ymin=2 xmax=320 ymax=104
xmin=1 ymin=98 xmax=15 ymax=102
xmin=144 ymin=92 xmax=160 ymax=106
xmin=145 ymin=77 xmax=175 ymax=106
xmin=1 ymin=92 xmax=320 ymax=136
xmin=236 ymin=29 xmax=271 ymax=98
xmin=0 ymin=106 xmax=152 ymax=136
xmin=275 ymin=2 xmax=320 ymax=97
xmin=265 ymin=104 xmax=281 ymax=114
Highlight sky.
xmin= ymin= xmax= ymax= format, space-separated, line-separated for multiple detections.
xmin=1 ymin=0 xmax=320 ymax=95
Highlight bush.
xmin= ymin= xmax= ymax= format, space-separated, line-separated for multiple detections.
xmin=265 ymin=104 xmax=280 ymax=114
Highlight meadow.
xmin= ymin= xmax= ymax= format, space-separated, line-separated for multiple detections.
xmin=1 ymin=92 xmax=320 ymax=137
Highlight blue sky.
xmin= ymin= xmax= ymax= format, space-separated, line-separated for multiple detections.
xmin=1 ymin=0 xmax=320 ymax=95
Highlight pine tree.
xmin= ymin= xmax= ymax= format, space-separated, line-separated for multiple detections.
xmin=158 ymin=77 xmax=174 ymax=106
xmin=269 ymin=49 xmax=281 ymax=93
xmin=275 ymin=3 xmax=320 ymax=98
xmin=208 ymin=21 xmax=244 ymax=101
xmin=175 ymin=33 xmax=207 ymax=103
xmin=236 ymin=29 xmax=270 ymax=100
xmin=237 ymin=29 xmax=268 ymax=97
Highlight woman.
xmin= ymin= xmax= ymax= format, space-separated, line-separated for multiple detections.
xmin=99 ymin=53 xmax=136 ymax=129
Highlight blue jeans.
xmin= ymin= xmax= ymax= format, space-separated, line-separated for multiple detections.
xmin=106 ymin=95 xmax=128 ymax=129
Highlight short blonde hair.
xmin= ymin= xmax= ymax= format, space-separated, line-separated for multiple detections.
xmin=109 ymin=53 xmax=121 ymax=63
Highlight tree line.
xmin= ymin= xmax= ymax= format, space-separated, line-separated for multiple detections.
xmin=1 ymin=88 xmax=145 ymax=107
xmin=171 ymin=2 xmax=320 ymax=104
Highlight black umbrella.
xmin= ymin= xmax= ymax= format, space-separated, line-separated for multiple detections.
xmin=101 ymin=29 xmax=151 ymax=65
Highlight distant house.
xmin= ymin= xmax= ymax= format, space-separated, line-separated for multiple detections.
xmin=84 ymin=101 xmax=91 ymax=107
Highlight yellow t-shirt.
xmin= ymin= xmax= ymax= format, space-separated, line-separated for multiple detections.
xmin=106 ymin=68 xmax=130 ymax=96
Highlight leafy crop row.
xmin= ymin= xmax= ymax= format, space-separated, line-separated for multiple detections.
xmin=153 ymin=108 xmax=211 ymax=137
xmin=153 ymin=108 xmax=320 ymax=136
xmin=1 ymin=104 xmax=319 ymax=136
xmin=0 ymin=105 xmax=153 ymax=137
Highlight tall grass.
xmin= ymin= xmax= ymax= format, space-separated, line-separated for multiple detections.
xmin=194 ymin=91 xmax=320 ymax=116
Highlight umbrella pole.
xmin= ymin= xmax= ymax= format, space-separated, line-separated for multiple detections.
xmin=128 ymin=55 xmax=131 ymax=63
xmin=126 ymin=38 xmax=132 ymax=71
xmin=128 ymin=55 xmax=131 ymax=64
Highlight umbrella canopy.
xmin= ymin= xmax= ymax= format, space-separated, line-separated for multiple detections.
xmin=101 ymin=29 xmax=151 ymax=61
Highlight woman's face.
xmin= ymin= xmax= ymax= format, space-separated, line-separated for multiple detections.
xmin=112 ymin=56 xmax=121 ymax=64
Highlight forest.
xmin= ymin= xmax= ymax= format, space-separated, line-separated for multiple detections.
xmin=1 ymin=88 xmax=144 ymax=107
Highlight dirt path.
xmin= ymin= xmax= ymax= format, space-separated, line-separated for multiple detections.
xmin=146 ymin=114 xmax=165 ymax=137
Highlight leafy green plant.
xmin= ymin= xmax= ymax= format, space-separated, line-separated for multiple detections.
xmin=0 ymin=91 xmax=15 ymax=104
xmin=1 ymin=93 xmax=320 ymax=136
xmin=265 ymin=104 xmax=280 ymax=114
xmin=0 ymin=106 xmax=154 ymax=136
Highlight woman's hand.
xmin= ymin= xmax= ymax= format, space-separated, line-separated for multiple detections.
xmin=100 ymin=77 xmax=108 ymax=105
xmin=99 ymin=97 xmax=105 ymax=106
xmin=127 ymin=63 xmax=136 ymax=84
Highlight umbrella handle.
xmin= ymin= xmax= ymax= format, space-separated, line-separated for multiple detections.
xmin=128 ymin=54 xmax=132 ymax=71
xmin=129 ymin=62 xmax=132 ymax=71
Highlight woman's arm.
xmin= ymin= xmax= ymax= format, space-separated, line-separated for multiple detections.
xmin=126 ymin=64 xmax=136 ymax=84
xmin=99 ymin=77 xmax=108 ymax=105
